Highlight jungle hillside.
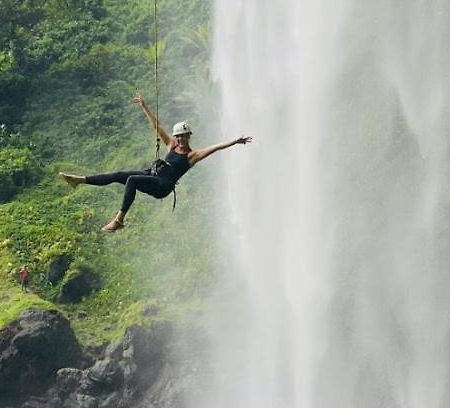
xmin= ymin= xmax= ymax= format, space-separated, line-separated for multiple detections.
xmin=0 ymin=0 xmax=218 ymax=346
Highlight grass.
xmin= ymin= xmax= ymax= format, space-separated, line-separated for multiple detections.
xmin=0 ymin=289 xmax=56 ymax=329
xmin=0 ymin=159 xmax=217 ymax=346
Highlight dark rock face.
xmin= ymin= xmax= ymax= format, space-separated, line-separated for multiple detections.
xmin=47 ymin=255 xmax=72 ymax=285
xmin=0 ymin=309 xmax=84 ymax=406
xmin=58 ymin=266 xmax=102 ymax=303
xmin=17 ymin=321 xmax=174 ymax=408
xmin=2 ymin=310 xmax=210 ymax=408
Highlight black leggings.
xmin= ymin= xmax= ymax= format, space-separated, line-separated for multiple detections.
xmin=85 ymin=171 xmax=173 ymax=213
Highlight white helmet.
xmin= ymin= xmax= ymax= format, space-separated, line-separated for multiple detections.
xmin=172 ymin=121 xmax=192 ymax=137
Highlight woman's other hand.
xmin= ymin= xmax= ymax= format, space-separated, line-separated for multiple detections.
xmin=235 ymin=135 xmax=252 ymax=144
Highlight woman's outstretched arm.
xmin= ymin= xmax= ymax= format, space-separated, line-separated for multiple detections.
xmin=134 ymin=94 xmax=175 ymax=148
xmin=189 ymin=135 xmax=252 ymax=166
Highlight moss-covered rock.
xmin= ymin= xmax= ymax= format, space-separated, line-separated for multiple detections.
xmin=58 ymin=265 xmax=102 ymax=304
xmin=0 ymin=290 xmax=55 ymax=330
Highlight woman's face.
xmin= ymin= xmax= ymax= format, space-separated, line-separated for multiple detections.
xmin=176 ymin=133 xmax=191 ymax=147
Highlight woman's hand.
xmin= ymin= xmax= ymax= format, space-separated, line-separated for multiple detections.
xmin=134 ymin=94 xmax=145 ymax=107
xmin=235 ymin=135 xmax=252 ymax=144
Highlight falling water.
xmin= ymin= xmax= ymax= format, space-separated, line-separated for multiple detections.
xmin=194 ymin=1 xmax=450 ymax=407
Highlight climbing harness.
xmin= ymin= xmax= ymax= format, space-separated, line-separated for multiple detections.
xmin=146 ymin=159 xmax=177 ymax=211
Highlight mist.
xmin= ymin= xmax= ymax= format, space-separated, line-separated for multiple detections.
xmin=192 ymin=1 xmax=450 ymax=407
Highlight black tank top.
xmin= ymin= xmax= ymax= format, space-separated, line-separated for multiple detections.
xmin=161 ymin=148 xmax=191 ymax=184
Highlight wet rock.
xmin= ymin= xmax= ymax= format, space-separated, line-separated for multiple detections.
xmin=18 ymin=319 xmax=188 ymax=408
xmin=75 ymin=394 xmax=99 ymax=408
xmin=0 ymin=309 xmax=84 ymax=406
xmin=21 ymin=395 xmax=62 ymax=408
xmin=142 ymin=304 xmax=159 ymax=317
xmin=133 ymin=320 xmax=212 ymax=408
xmin=55 ymin=368 xmax=83 ymax=398
xmin=104 ymin=339 xmax=123 ymax=360
xmin=98 ymin=392 xmax=121 ymax=408
xmin=81 ymin=358 xmax=124 ymax=395
xmin=122 ymin=322 xmax=171 ymax=365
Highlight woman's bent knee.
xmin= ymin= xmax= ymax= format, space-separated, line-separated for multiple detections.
xmin=125 ymin=175 xmax=139 ymax=186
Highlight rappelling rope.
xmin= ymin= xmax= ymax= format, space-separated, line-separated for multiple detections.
xmin=152 ymin=0 xmax=176 ymax=212
xmin=153 ymin=0 xmax=177 ymax=211
xmin=153 ymin=0 xmax=160 ymax=159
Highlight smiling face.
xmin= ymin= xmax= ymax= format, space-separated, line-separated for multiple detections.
xmin=176 ymin=133 xmax=191 ymax=148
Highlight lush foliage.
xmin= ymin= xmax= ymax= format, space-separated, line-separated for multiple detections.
xmin=0 ymin=0 xmax=216 ymax=345
xmin=0 ymin=146 xmax=40 ymax=201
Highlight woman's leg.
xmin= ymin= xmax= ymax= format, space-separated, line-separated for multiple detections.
xmin=59 ymin=170 xmax=146 ymax=189
xmin=121 ymin=175 xmax=167 ymax=213
xmin=102 ymin=175 xmax=169 ymax=232
xmin=86 ymin=171 xmax=146 ymax=186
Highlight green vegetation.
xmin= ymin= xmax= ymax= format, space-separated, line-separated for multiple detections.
xmin=0 ymin=288 xmax=55 ymax=329
xmin=0 ymin=0 xmax=216 ymax=345
xmin=0 ymin=146 xmax=40 ymax=202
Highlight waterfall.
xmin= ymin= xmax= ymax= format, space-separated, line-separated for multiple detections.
xmin=198 ymin=1 xmax=450 ymax=407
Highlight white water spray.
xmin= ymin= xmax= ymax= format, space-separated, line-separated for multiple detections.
xmin=198 ymin=1 xmax=450 ymax=407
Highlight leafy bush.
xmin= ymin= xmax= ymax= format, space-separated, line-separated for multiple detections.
xmin=0 ymin=147 xmax=40 ymax=202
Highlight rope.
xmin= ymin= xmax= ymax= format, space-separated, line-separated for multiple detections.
xmin=153 ymin=0 xmax=160 ymax=159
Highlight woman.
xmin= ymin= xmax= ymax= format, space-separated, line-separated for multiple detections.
xmin=59 ymin=95 xmax=252 ymax=232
